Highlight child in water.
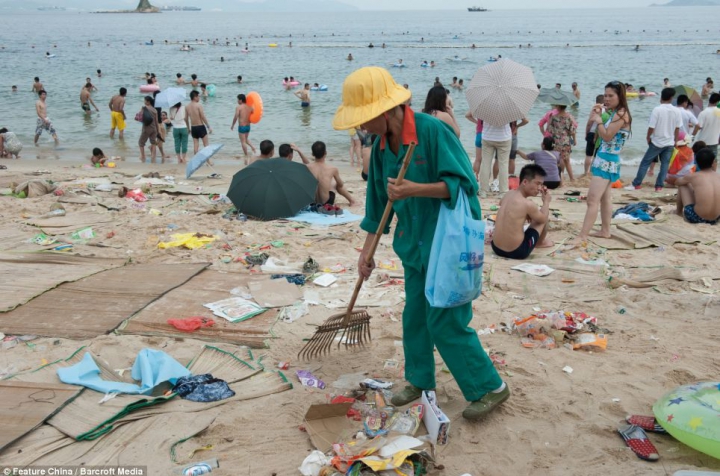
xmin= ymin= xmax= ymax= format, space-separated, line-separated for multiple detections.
xmin=91 ymin=147 xmax=107 ymax=166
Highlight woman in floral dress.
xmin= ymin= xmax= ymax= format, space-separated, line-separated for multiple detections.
xmin=547 ymin=105 xmax=577 ymax=181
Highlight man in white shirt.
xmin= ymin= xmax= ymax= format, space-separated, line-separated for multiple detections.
xmin=480 ymin=122 xmax=512 ymax=196
xmin=693 ymin=93 xmax=720 ymax=157
xmin=676 ymin=94 xmax=698 ymax=135
xmin=628 ymin=88 xmax=682 ymax=192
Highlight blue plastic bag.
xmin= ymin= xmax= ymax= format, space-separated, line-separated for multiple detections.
xmin=425 ymin=191 xmax=484 ymax=308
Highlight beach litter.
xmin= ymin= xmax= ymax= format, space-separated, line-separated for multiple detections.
xmin=511 ymin=263 xmax=555 ymax=277
xmin=203 ymin=297 xmax=266 ymax=323
xmin=297 ymin=370 xmax=326 ymax=389
xmin=510 ymin=311 xmax=606 ymax=351
xmin=158 ymin=232 xmax=217 ymax=250
xmin=300 ymin=383 xmax=440 ymax=474
xmin=166 ymin=316 xmax=215 ymax=332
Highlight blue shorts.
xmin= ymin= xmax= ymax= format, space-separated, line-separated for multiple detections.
xmin=475 ymin=132 xmax=483 ymax=148
xmin=301 ymin=102 xmax=310 ymax=108
xmin=238 ymin=125 xmax=251 ymax=134
xmin=684 ymin=204 xmax=719 ymax=225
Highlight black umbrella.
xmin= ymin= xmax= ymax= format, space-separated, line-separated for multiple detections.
xmin=227 ymin=158 xmax=318 ymax=220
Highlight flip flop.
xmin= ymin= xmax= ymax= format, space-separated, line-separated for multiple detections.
xmin=649 ymin=206 xmax=662 ymax=217
xmin=564 ymin=190 xmax=581 ymax=196
xmin=0 ymin=165 xmax=7 ymax=170
xmin=626 ymin=415 xmax=667 ymax=433
xmin=618 ymin=424 xmax=659 ymax=461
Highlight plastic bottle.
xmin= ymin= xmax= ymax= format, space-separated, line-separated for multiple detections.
xmin=175 ymin=458 xmax=219 ymax=475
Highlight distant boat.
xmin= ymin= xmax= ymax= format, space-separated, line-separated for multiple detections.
xmin=37 ymin=6 xmax=66 ymax=10
xmin=467 ymin=6 xmax=489 ymax=11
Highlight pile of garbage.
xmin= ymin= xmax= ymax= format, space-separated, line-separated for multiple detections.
xmin=299 ymin=378 xmax=446 ymax=475
xmin=506 ymin=311 xmax=608 ymax=351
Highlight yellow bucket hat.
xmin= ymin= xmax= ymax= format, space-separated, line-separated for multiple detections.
xmin=333 ymin=67 xmax=411 ymax=130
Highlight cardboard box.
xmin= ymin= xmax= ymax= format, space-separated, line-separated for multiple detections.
xmin=303 ymin=403 xmax=355 ymax=453
xmin=421 ymin=391 xmax=450 ymax=445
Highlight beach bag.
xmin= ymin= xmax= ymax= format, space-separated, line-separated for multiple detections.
xmin=425 ymin=191 xmax=484 ymax=308
xmin=141 ymin=107 xmax=154 ymax=126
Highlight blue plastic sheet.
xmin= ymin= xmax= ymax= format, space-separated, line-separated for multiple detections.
xmin=57 ymin=349 xmax=191 ymax=395
xmin=425 ymin=192 xmax=484 ymax=308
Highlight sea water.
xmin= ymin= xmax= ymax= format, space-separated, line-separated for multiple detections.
xmin=0 ymin=8 xmax=718 ymax=164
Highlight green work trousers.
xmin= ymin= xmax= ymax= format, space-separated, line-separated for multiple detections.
xmin=402 ymin=265 xmax=502 ymax=402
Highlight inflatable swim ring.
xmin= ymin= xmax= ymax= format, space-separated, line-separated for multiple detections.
xmin=246 ymin=91 xmax=263 ymax=124
xmin=269 ymin=44 xmax=278 ymax=47
xmin=392 ymin=64 xmax=406 ymax=68
xmin=653 ymin=382 xmax=720 ymax=460
xmin=207 ymin=84 xmax=216 ymax=97
xmin=627 ymin=92 xmax=639 ymax=98
xmin=139 ymin=84 xmax=160 ymax=93
xmin=45 ymin=54 xmax=56 ymax=59
xmin=283 ymin=80 xmax=300 ymax=87
xmin=421 ymin=64 xmax=429 ymax=68
xmin=310 ymin=85 xmax=328 ymax=91
xmin=241 ymin=49 xmax=250 ymax=54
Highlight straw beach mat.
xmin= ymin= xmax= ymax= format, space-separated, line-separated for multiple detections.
xmin=0 ymin=411 xmax=219 ymax=471
xmin=589 ymin=223 xmax=705 ymax=250
xmin=0 ymin=381 xmax=82 ymax=452
xmin=118 ymin=270 xmax=279 ymax=348
xmin=0 ymin=252 xmax=126 ymax=312
xmin=0 ymin=263 xmax=208 ymax=338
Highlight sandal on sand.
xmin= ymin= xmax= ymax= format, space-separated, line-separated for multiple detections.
xmin=626 ymin=415 xmax=667 ymax=433
xmin=649 ymin=206 xmax=662 ymax=217
xmin=0 ymin=165 xmax=7 ymax=170
xmin=564 ymin=190 xmax=581 ymax=196
xmin=618 ymin=424 xmax=659 ymax=461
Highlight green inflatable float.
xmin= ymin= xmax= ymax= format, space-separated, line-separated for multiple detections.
xmin=653 ymin=382 xmax=720 ymax=460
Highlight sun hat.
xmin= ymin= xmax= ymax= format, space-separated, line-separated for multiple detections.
xmin=333 ymin=67 xmax=411 ymax=130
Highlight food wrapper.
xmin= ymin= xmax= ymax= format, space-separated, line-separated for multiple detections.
xmin=572 ymin=333 xmax=607 ymax=351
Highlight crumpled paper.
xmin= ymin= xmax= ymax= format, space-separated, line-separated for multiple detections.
xmin=298 ymin=450 xmax=329 ymax=476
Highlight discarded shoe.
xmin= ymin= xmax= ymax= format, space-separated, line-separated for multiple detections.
xmin=390 ymin=384 xmax=424 ymax=407
xmin=618 ymin=424 xmax=659 ymax=461
xmin=462 ymin=384 xmax=510 ymax=420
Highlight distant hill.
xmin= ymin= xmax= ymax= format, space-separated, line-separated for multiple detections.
xmin=650 ymin=0 xmax=720 ymax=6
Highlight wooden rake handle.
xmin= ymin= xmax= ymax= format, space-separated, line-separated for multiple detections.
xmin=342 ymin=142 xmax=417 ymax=324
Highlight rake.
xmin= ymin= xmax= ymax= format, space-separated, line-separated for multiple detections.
xmin=298 ymin=142 xmax=416 ymax=360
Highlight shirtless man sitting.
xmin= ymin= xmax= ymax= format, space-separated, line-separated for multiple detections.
xmin=306 ymin=141 xmax=356 ymax=207
xmin=491 ymin=164 xmax=553 ymax=260
xmin=675 ymin=148 xmax=720 ymax=224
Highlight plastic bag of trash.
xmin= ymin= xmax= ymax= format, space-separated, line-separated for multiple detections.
xmin=425 ymin=191 xmax=484 ymax=308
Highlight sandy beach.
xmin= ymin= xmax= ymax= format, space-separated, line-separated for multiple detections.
xmin=1 ymin=155 xmax=720 ymax=476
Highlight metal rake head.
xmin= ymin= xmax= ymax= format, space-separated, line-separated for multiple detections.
xmin=298 ymin=310 xmax=372 ymax=360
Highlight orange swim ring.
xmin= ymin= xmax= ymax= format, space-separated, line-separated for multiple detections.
xmin=247 ymin=91 xmax=263 ymax=124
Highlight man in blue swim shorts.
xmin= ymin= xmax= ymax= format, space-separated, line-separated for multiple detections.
xmin=295 ymin=83 xmax=311 ymax=108
xmin=491 ymin=165 xmax=554 ymax=259
xmin=675 ymin=147 xmax=720 ymax=225
xmin=231 ymin=93 xmax=256 ymax=163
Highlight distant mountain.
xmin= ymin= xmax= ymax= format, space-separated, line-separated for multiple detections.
xmin=650 ymin=0 xmax=720 ymax=6
xmin=0 ymin=0 xmax=357 ymax=11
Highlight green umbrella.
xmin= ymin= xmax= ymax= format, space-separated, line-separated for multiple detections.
xmin=227 ymin=158 xmax=318 ymax=221
xmin=537 ymin=88 xmax=577 ymax=107
xmin=673 ymin=85 xmax=703 ymax=117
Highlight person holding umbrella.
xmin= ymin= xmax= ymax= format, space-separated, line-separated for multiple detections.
xmin=333 ymin=67 xmax=508 ymax=420
xmin=575 ymin=81 xmax=632 ymax=243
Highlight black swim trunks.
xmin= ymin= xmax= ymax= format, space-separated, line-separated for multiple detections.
xmin=361 ymin=171 xmax=368 ymax=181
xmin=191 ymin=125 xmax=207 ymax=139
xmin=491 ymin=228 xmax=540 ymax=260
